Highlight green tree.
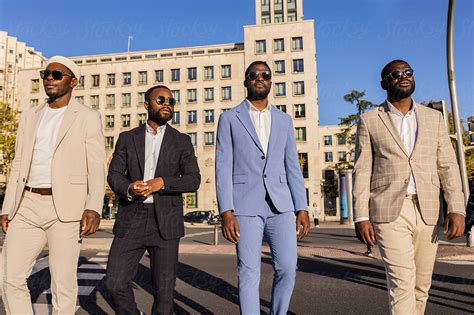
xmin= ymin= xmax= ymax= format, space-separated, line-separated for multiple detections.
xmin=335 ymin=90 xmax=377 ymax=170
xmin=447 ymin=113 xmax=474 ymax=181
xmin=0 ymin=102 xmax=19 ymax=184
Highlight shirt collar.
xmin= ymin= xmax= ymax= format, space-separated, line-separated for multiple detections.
xmin=146 ymin=122 xmax=166 ymax=135
xmin=385 ymin=99 xmax=417 ymax=116
xmin=245 ymin=98 xmax=272 ymax=113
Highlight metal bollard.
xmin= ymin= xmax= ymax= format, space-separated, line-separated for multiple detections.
xmin=213 ymin=224 xmax=219 ymax=246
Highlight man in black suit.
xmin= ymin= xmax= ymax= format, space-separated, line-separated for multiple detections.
xmin=106 ymin=85 xmax=201 ymax=315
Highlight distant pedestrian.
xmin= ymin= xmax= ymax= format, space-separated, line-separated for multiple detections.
xmin=313 ymin=202 xmax=321 ymax=227
xmin=353 ymin=59 xmax=465 ymax=314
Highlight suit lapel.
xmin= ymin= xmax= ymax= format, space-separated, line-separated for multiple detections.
xmin=410 ymin=104 xmax=424 ymax=158
xmin=377 ymin=103 xmax=409 ymax=157
xmin=155 ymin=124 xmax=173 ymax=177
xmin=235 ymin=101 xmax=264 ymax=154
xmin=133 ymin=124 xmax=146 ymax=176
xmin=266 ymin=107 xmax=281 ymax=159
xmin=24 ymin=103 xmax=48 ymax=164
xmin=53 ymin=100 xmax=79 ymax=154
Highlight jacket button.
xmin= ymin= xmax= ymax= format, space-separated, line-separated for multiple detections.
xmin=261 ymin=156 xmax=265 ymax=160
xmin=404 ymin=179 xmax=408 ymax=184
xmin=264 ymin=174 xmax=267 ymax=178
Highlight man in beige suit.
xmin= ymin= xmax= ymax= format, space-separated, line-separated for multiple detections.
xmin=353 ymin=59 xmax=465 ymax=315
xmin=0 ymin=56 xmax=106 ymax=314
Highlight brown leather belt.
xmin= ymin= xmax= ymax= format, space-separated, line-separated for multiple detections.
xmin=24 ymin=186 xmax=53 ymax=195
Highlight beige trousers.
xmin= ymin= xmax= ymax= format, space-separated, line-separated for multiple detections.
xmin=2 ymin=191 xmax=82 ymax=315
xmin=374 ymin=196 xmax=439 ymax=315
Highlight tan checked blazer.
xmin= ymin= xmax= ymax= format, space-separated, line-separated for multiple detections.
xmin=1 ymin=99 xmax=106 ymax=221
xmin=353 ymin=101 xmax=465 ymax=225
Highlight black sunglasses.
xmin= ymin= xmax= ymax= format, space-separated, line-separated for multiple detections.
xmin=40 ymin=70 xmax=73 ymax=80
xmin=155 ymin=96 xmax=176 ymax=106
xmin=384 ymin=68 xmax=414 ymax=81
xmin=247 ymin=70 xmax=272 ymax=81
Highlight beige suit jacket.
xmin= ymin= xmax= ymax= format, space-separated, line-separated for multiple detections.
xmin=353 ymin=101 xmax=465 ymax=225
xmin=1 ymin=99 xmax=106 ymax=222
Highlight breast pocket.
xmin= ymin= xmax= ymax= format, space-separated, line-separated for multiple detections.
xmin=232 ymin=174 xmax=247 ymax=184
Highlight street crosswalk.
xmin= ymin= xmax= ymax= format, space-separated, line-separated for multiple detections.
xmin=32 ymin=251 xmax=109 ymax=314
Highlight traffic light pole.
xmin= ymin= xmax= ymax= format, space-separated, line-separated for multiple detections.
xmin=447 ymin=0 xmax=472 ymax=246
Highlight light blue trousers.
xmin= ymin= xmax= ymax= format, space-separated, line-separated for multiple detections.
xmin=235 ymin=204 xmax=297 ymax=315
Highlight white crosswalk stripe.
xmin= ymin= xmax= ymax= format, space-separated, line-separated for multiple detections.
xmin=32 ymin=252 xmax=108 ymax=313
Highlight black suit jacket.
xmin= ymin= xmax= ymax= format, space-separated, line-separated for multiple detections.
xmin=107 ymin=123 xmax=201 ymax=240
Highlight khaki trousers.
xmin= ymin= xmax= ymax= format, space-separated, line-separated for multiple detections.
xmin=2 ymin=191 xmax=82 ymax=315
xmin=374 ymin=196 xmax=439 ymax=315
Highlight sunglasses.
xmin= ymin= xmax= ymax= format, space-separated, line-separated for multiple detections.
xmin=155 ymin=96 xmax=176 ymax=106
xmin=384 ymin=68 xmax=414 ymax=81
xmin=247 ymin=70 xmax=272 ymax=81
xmin=40 ymin=70 xmax=73 ymax=80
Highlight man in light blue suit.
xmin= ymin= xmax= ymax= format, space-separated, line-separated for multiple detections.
xmin=216 ymin=61 xmax=310 ymax=315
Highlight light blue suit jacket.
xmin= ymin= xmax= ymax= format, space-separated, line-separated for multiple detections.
xmin=215 ymin=100 xmax=307 ymax=216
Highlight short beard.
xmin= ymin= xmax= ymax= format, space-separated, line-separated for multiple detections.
xmin=148 ymin=109 xmax=172 ymax=126
xmin=388 ymin=81 xmax=415 ymax=100
xmin=247 ymin=88 xmax=269 ymax=101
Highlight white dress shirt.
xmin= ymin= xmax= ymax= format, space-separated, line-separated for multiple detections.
xmin=355 ymin=100 xmax=418 ymax=223
xmin=143 ymin=123 xmax=166 ymax=203
xmin=247 ymin=99 xmax=272 ymax=155
xmin=27 ymin=105 xmax=67 ymax=188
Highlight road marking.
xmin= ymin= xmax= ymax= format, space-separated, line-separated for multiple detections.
xmin=31 ymin=256 xmax=49 ymax=276
xmin=437 ymin=260 xmax=474 ymax=265
xmin=96 ymin=252 xmax=109 ymax=256
xmin=89 ymin=257 xmax=108 ymax=262
xmin=77 ymin=272 xmax=106 ymax=280
xmin=183 ymin=230 xmax=220 ymax=238
xmin=78 ymin=263 xmax=107 ymax=270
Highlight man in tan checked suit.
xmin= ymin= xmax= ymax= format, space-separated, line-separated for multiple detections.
xmin=0 ymin=56 xmax=106 ymax=314
xmin=353 ymin=59 xmax=466 ymax=315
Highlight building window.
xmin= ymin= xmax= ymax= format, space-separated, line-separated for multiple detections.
xmin=75 ymin=96 xmax=84 ymax=104
xmin=137 ymin=113 xmax=147 ymax=125
xmin=204 ymin=109 xmax=214 ymax=123
xmin=275 ymin=13 xmax=284 ymax=23
xmin=338 ymin=135 xmax=345 ymax=145
xmin=274 ymin=38 xmax=284 ymax=52
xmin=221 ymin=65 xmax=231 ymax=79
xmin=221 ymin=86 xmax=232 ymax=100
xmin=187 ymin=111 xmax=197 ymax=124
xmin=171 ymin=90 xmax=180 ymax=103
xmin=293 ymin=59 xmax=304 ymax=73
xmin=90 ymin=95 xmax=100 ymax=109
xmin=188 ymin=67 xmax=197 ymax=81
xmin=77 ymin=76 xmax=84 ymax=88
xmin=155 ymin=70 xmax=164 ymax=83
xmin=121 ymin=114 xmax=131 ymax=128
xmin=288 ymin=12 xmax=297 ymax=21
xmin=106 ymin=94 xmax=115 ymax=108
xmin=275 ymin=82 xmax=286 ymax=96
xmin=274 ymin=60 xmax=285 ymax=74
xmin=324 ymin=152 xmax=333 ymax=162
xmin=172 ymin=111 xmax=180 ymax=125
xmin=107 ymin=73 xmax=115 ymax=86
xmin=262 ymin=16 xmax=271 ymax=24
xmin=105 ymin=137 xmax=114 ymax=150
xmin=138 ymin=71 xmax=147 ymax=85
xmin=276 ymin=105 xmax=286 ymax=113
xmin=205 ymin=132 xmax=215 ymax=145
xmin=105 ymin=115 xmax=115 ymax=128
xmin=30 ymin=99 xmax=39 ymax=107
xmin=294 ymin=104 xmax=305 ymax=118
xmin=324 ymin=135 xmax=333 ymax=146
xmin=295 ymin=127 xmax=306 ymax=141
xmin=122 ymin=93 xmax=131 ymax=107
xmin=138 ymin=92 xmax=145 ymax=106
xmin=31 ymin=79 xmax=39 ymax=92
xmin=292 ymin=37 xmax=303 ymax=50
xmin=171 ymin=69 xmax=180 ymax=82
xmin=123 ymin=72 xmax=131 ymax=85
xmin=204 ymin=66 xmax=214 ymax=80
xmin=204 ymin=88 xmax=214 ymax=101
xmin=298 ymin=152 xmax=309 ymax=178
xmin=256 ymin=40 xmax=266 ymax=53
xmin=293 ymin=81 xmax=305 ymax=95
xmin=187 ymin=132 xmax=197 ymax=146
xmin=187 ymin=89 xmax=197 ymax=102
xmin=185 ymin=192 xmax=198 ymax=208
xmin=91 ymin=75 xmax=100 ymax=87
xmin=338 ymin=151 xmax=347 ymax=162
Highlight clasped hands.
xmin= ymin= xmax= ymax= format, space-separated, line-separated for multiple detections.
xmin=128 ymin=178 xmax=164 ymax=198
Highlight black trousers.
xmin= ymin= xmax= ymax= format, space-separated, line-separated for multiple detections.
xmin=106 ymin=203 xmax=180 ymax=315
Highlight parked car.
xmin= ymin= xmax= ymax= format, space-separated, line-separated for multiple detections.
xmin=183 ymin=211 xmax=214 ymax=224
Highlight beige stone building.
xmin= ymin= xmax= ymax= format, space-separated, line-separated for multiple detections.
xmin=0 ymin=31 xmax=44 ymax=108
xmin=318 ymin=125 xmax=356 ymax=220
xmin=14 ymin=0 xmax=321 ymax=214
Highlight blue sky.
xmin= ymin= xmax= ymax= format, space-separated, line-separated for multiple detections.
xmin=1 ymin=0 xmax=472 ymax=124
